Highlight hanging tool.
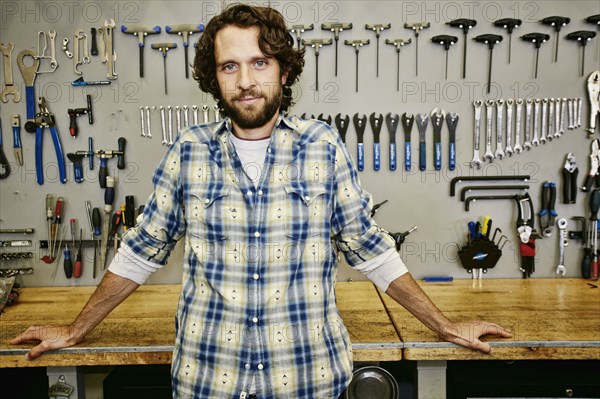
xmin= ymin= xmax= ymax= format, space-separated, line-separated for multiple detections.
xmin=109 ymin=211 xmax=122 ymax=256
xmin=505 ymin=99 xmax=514 ymax=156
xmin=430 ymin=109 xmax=444 ymax=171
xmin=73 ymin=29 xmax=90 ymax=75
xmin=473 ymin=34 xmax=503 ymax=94
xmin=515 ymin=193 xmax=536 ymax=278
xmin=495 ymin=99 xmax=505 ymax=159
xmin=70 ymin=218 xmax=76 ymax=248
xmin=391 ymin=226 xmax=418 ymax=251
xmin=447 ymin=19 xmax=477 ymax=78
xmin=586 ymin=14 xmax=600 ymax=29
xmin=459 ymin=185 xmax=529 ymax=202
xmin=0 ymin=119 xmax=10 ymax=179
xmin=63 ymin=245 xmax=73 ymax=278
xmin=151 ymin=43 xmax=177 ymax=95
xmin=34 ymin=97 xmax=67 ymax=185
xmin=563 ymin=153 xmax=579 ymax=204
xmin=74 ymin=228 xmax=83 ymax=278
xmin=431 ymin=35 xmax=458 ymax=79
xmin=532 ymin=98 xmax=541 ymax=146
xmin=45 ymin=195 xmax=54 ymax=258
xmin=66 ymin=137 xmax=94 ymax=183
xmin=404 ymin=22 xmax=430 ymax=76
xmin=446 ymin=112 xmax=459 ymax=171
xmin=514 ymin=98 xmax=524 ymax=153
xmin=124 ymin=195 xmax=136 ymax=231
xmin=166 ymin=24 xmax=204 ymax=78
xmin=365 ymin=23 xmax=391 ymax=77
xmin=520 ymin=33 xmax=550 ymax=79
xmin=583 ymin=139 xmax=600 ymax=192
xmin=103 ymin=19 xmax=118 ymax=79
xmin=565 ymin=31 xmax=597 ymax=77
xmin=587 ymin=70 xmax=600 ymax=138
xmin=35 ymin=30 xmax=58 ymax=73
xmin=464 ymin=195 xmax=518 ymax=212
xmin=317 ymin=114 xmax=332 ymax=125
xmin=589 ymin=189 xmax=600 ymax=280
xmin=71 ymin=77 xmax=111 ymax=86
xmin=90 ymin=27 xmax=99 ymax=56
xmin=385 ymin=113 xmax=399 ymax=171
xmin=401 ymin=113 xmax=414 ymax=172
xmin=493 ymin=18 xmax=522 ymax=63
xmin=302 ymin=38 xmax=332 ymax=91
xmin=540 ymin=16 xmax=570 ymax=62
xmin=524 ymin=99 xmax=533 ymax=149
xmin=369 ymin=113 xmax=383 ymax=171
xmin=321 ymin=23 xmax=352 ymax=76
xmin=100 ymin=176 xmax=116 ymax=269
xmin=96 ymin=137 xmax=126 ymax=188
xmin=334 ymin=114 xmax=350 ymax=144
xmin=86 ymin=201 xmax=100 ymax=279
xmin=450 ymin=174 xmax=531 ymax=197
xmin=539 ymin=181 xmax=558 ymax=237
xmin=16 ymin=49 xmax=40 ymax=132
xmin=289 ymin=24 xmax=314 ymax=50
xmin=353 ymin=114 xmax=367 ymax=171
xmin=344 ymin=39 xmax=370 ymax=92
xmin=385 ymin=38 xmax=411 ymax=91
xmin=416 ymin=113 xmax=429 ymax=171
xmin=471 ymin=100 xmax=483 ymax=169
xmin=121 ymin=24 xmax=161 ymax=78
xmin=67 ymin=94 xmax=93 ymax=138
xmin=11 ymin=115 xmax=22 ymax=166
xmin=556 ymin=218 xmax=568 ymax=276
xmin=0 ymin=42 xmax=20 ymax=103
xmin=484 ymin=99 xmax=495 ymax=162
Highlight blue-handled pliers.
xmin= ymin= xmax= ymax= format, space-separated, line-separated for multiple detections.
xmin=35 ymin=97 xmax=67 ymax=185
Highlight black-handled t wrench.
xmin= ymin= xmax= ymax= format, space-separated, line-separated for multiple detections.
xmin=473 ymin=34 xmax=503 ymax=93
xmin=493 ymin=18 xmax=522 ymax=63
xmin=365 ymin=23 xmax=391 ymax=77
xmin=521 ymin=33 xmax=550 ymax=79
xmin=302 ymin=38 xmax=332 ymax=91
xmin=431 ymin=35 xmax=458 ymax=79
xmin=540 ymin=16 xmax=570 ymax=62
xmin=447 ymin=19 xmax=477 ymax=78
xmin=565 ymin=31 xmax=597 ymax=77
xmin=321 ymin=23 xmax=352 ymax=76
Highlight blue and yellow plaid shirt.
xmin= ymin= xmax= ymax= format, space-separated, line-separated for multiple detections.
xmin=123 ymin=114 xmax=395 ymax=399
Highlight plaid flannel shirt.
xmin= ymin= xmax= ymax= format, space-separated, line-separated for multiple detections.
xmin=122 ymin=114 xmax=395 ymax=399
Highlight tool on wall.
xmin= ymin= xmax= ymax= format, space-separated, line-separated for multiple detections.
xmin=471 ymin=100 xmax=483 ymax=169
xmin=385 ymin=38 xmax=411 ymax=91
xmin=505 ymin=99 xmax=515 ymax=156
xmin=317 ymin=114 xmax=332 ymax=125
xmin=401 ymin=113 xmax=414 ymax=172
xmin=540 ymin=16 xmax=570 ymax=62
xmin=34 ymin=97 xmax=67 ymax=185
xmin=416 ymin=113 xmax=429 ymax=171
xmin=493 ymin=18 xmax=522 ymax=63
xmin=10 ymin=115 xmax=22 ymax=166
xmin=520 ymin=33 xmax=550 ymax=79
xmin=403 ymin=22 xmax=430 ymax=76
xmin=302 ymin=39 xmax=332 ymax=91
xmin=459 ymin=185 xmax=529 ymax=202
xmin=0 ymin=120 xmax=10 ymax=179
xmin=334 ymin=113 xmax=350 ymax=144
xmin=166 ymin=24 xmax=205 ymax=78
xmin=588 ymin=71 xmax=600 ymax=138
xmin=67 ymin=94 xmax=93 ymax=138
xmin=124 ymin=195 xmax=136 ymax=231
xmin=495 ymin=99 xmax=505 ymax=159
xmin=565 ymin=30 xmax=596 ymax=77
xmin=0 ymin=42 xmax=20 ymax=103
xmin=585 ymin=189 xmax=600 ymax=280
xmin=586 ymin=14 xmax=600 ymax=29
xmin=73 ymin=29 xmax=90 ymax=75
xmin=321 ymin=23 xmax=352 ymax=76
xmin=35 ymin=30 xmax=58 ymax=73
xmin=473 ymin=34 xmax=502 ymax=93
xmin=483 ymin=99 xmax=494 ymax=162
xmin=90 ymin=27 xmax=99 ymax=55
xmin=539 ymin=181 xmax=558 ymax=237
xmin=458 ymin=218 xmax=503 ymax=279
xmin=289 ymin=24 xmax=314 ymax=50
xmin=369 ymin=113 xmax=383 ymax=171
xmin=101 ymin=19 xmax=118 ymax=79
xmin=353 ymin=114 xmax=367 ymax=171
xmin=17 ymin=49 xmax=40 ymax=132
xmin=151 ymin=43 xmax=178 ymax=95
xmin=447 ymin=19 xmax=477 ymax=78
xmin=430 ymin=109 xmax=444 ymax=171
xmin=85 ymin=201 xmax=100 ymax=279
xmin=515 ymin=193 xmax=536 ymax=278
xmin=344 ymin=39 xmax=370 ymax=92
xmin=99 ymin=177 xmax=116 ymax=269
xmin=385 ymin=113 xmax=399 ymax=171
xmin=71 ymin=77 xmax=111 ymax=86
xmin=67 ymin=138 xmax=95 ymax=183
xmin=450 ymin=174 xmax=531 ymax=197
xmin=446 ymin=112 xmax=459 ymax=171
xmin=431 ymin=35 xmax=458 ymax=79
xmin=556 ymin=218 xmax=568 ymax=276
xmin=365 ymin=23 xmax=391 ymax=77
xmin=121 ymin=24 xmax=161 ymax=77
xmin=562 ymin=153 xmax=579 ymax=204
xmin=582 ymin=139 xmax=600 ymax=192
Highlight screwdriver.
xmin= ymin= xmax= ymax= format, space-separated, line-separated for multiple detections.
xmin=64 ymin=245 xmax=73 ymax=278
xmin=108 ymin=211 xmax=122 ymax=256
xmin=53 ymin=197 xmax=65 ymax=260
xmin=92 ymin=207 xmax=102 ymax=278
xmin=70 ymin=218 xmax=76 ymax=247
xmin=74 ymin=228 xmax=83 ymax=278
xmin=45 ymin=194 xmax=54 ymax=256
xmin=590 ymin=189 xmax=600 ymax=280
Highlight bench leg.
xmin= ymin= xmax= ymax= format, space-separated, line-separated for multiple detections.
xmin=416 ymin=360 xmax=446 ymax=399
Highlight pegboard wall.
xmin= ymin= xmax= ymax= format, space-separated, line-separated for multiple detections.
xmin=0 ymin=1 xmax=598 ymax=287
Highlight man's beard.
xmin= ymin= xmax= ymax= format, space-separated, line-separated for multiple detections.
xmin=221 ymin=84 xmax=283 ymax=130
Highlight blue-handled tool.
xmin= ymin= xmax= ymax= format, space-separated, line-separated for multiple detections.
xmin=34 ymin=97 xmax=67 ymax=185
xmin=401 ymin=113 xmax=414 ymax=171
xmin=369 ymin=113 xmax=383 ymax=171
xmin=446 ymin=112 xmax=459 ymax=171
xmin=431 ymin=108 xmax=445 ymax=171
xmin=385 ymin=113 xmax=399 ymax=171
xmin=10 ymin=115 xmax=22 ymax=166
xmin=16 ymin=49 xmax=40 ymax=133
xmin=165 ymin=24 xmax=204 ymax=78
xmin=353 ymin=114 xmax=367 ymax=171
xmin=121 ymin=24 xmax=161 ymax=78
xmin=416 ymin=113 xmax=429 ymax=171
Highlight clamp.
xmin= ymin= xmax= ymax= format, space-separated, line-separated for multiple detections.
xmin=582 ymin=139 xmax=600 ymax=192
xmin=562 ymin=153 xmax=579 ymax=204
xmin=539 ymin=181 xmax=558 ymax=237
xmin=515 ymin=193 xmax=537 ymax=278
xmin=34 ymin=97 xmax=67 ymax=184
xmin=587 ymin=70 xmax=599 ymax=137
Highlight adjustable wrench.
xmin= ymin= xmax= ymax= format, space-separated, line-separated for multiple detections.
xmin=514 ymin=99 xmax=523 ymax=153
xmin=0 ymin=42 xmax=20 ymax=103
xmin=146 ymin=106 xmax=152 ymax=138
xmin=202 ymin=104 xmax=209 ymax=123
xmin=540 ymin=98 xmax=549 ymax=144
xmin=524 ymin=99 xmax=533 ymax=150
xmin=160 ymin=106 xmax=167 ymax=145
xmin=556 ymin=218 xmax=568 ymax=276
xmin=532 ymin=99 xmax=541 ymax=146
xmin=401 ymin=113 xmax=414 ymax=171
xmin=505 ymin=99 xmax=514 ymax=156
xmin=416 ymin=113 xmax=429 ymax=171
xmin=484 ymin=99 xmax=495 ymax=162
xmin=471 ymin=100 xmax=483 ymax=168
xmin=495 ymin=99 xmax=505 ymax=159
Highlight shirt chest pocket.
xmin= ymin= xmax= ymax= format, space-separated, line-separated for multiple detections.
xmin=188 ymin=184 xmax=230 ymax=242
xmin=284 ymin=182 xmax=329 ymax=240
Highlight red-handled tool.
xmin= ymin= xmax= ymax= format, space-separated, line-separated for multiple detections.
xmin=589 ymin=189 xmax=600 ymax=280
xmin=67 ymin=94 xmax=93 ymax=138
xmin=74 ymin=228 xmax=83 ymax=278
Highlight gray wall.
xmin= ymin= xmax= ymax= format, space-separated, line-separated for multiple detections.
xmin=1 ymin=0 xmax=598 ymax=287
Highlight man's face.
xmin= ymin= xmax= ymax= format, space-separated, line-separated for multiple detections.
xmin=214 ymin=25 xmax=288 ymax=130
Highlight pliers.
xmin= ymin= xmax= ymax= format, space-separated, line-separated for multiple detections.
xmin=539 ymin=181 xmax=558 ymax=237
xmin=562 ymin=153 xmax=579 ymax=204
xmin=587 ymin=70 xmax=599 ymax=137
xmin=583 ymin=139 xmax=600 ymax=192
xmin=35 ymin=97 xmax=67 ymax=184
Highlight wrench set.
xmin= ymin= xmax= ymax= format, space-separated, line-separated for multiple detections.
xmin=471 ymin=96 xmax=583 ymax=168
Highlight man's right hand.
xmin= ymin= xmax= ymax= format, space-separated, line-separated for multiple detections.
xmin=10 ymin=325 xmax=84 ymax=360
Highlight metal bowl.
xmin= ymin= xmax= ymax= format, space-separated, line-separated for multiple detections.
xmin=343 ymin=365 xmax=399 ymax=399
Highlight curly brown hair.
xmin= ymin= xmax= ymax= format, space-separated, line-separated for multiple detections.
xmin=193 ymin=4 xmax=305 ymax=116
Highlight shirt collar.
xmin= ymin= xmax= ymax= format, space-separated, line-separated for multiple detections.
xmin=212 ymin=112 xmax=299 ymax=143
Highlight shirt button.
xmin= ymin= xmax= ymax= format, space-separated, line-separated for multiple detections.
xmin=267 ymin=148 xmax=272 ymax=153
xmin=245 ymin=363 xmax=251 ymax=369
xmin=304 ymin=195 xmax=311 ymax=202
xmin=257 ymin=364 xmax=264 ymax=370
xmin=247 ymin=190 xmax=253 ymax=197
xmin=204 ymin=198 xmax=210 ymax=204
xmin=253 ymin=273 xmax=259 ymax=280
xmin=257 ymin=190 xmax=263 ymax=196
xmin=254 ymin=231 xmax=260 ymax=238
xmin=252 ymin=317 xmax=259 ymax=323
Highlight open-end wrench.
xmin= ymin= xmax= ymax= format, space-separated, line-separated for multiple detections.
xmin=369 ymin=113 xmax=383 ymax=171
xmin=139 ymin=107 xmax=146 ymax=137
xmin=0 ymin=42 xmax=20 ymax=103
xmin=353 ymin=114 xmax=367 ymax=171
xmin=554 ymin=98 xmax=561 ymax=138
xmin=431 ymin=109 xmax=444 ymax=170
xmin=146 ymin=106 xmax=152 ymax=138
xmin=548 ymin=98 xmax=555 ymax=140
xmin=484 ymin=99 xmax=495 ymax=162
xmin=505 ymin=99 xmax=514 ymax=156
xmin=471 ymin=100 xmax=483 ymax=168
xmin=532 ymin=98 xmax=541 ymax=146
xmin=446 ymin=112 xmax=459 ymax=171
xmin=514 ymin=99 xmax=524 ymax=153
xmin=335 ymin=113 xmax=350 ymax=144
xmin=192 ymin=105 xmax=199 ymax=125
xmin=577 ymin=98 xmax=583 ymax=128
xmin=559 ymin=98 xmax=567 ymax=134
xmin=567 ymin=98 xmax=574 ymax=129
xmin=202 ymin=104 xmax=209 ymax=123
xmin=401 ymin=113 xmax=414 ymax=171
xmin=416 ymin=113 xmax=429 ymax=171
xmin=495 ymin=99 xmax=505 ymax=159
xmin=160 ymin=106 xmax=167 ymax=145
xmin=213 ymin=105 xmax=221 ymax=122
xmin=556 ymin=218 xmax=568 ymax=276
xmin=385 ymin=113 xmax=399 ymax=171
xmin=175 ymin=105 xmax=182 ymax=133
xmin=167 ymin=105 xmax=173 ymax=146
xmin=524 ymin=99 xmax=533 ymax=150
xmin=104 ymin=19 xmax=117 ymax=80
xmin=182 ymin=105 xmax=189 ymax=128
xmin=540 ymin=98 xmax=549 ymax=143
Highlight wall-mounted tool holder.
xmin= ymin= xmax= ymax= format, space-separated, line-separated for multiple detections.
xmin=458 ymin=219 xmax=505 ymax=279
